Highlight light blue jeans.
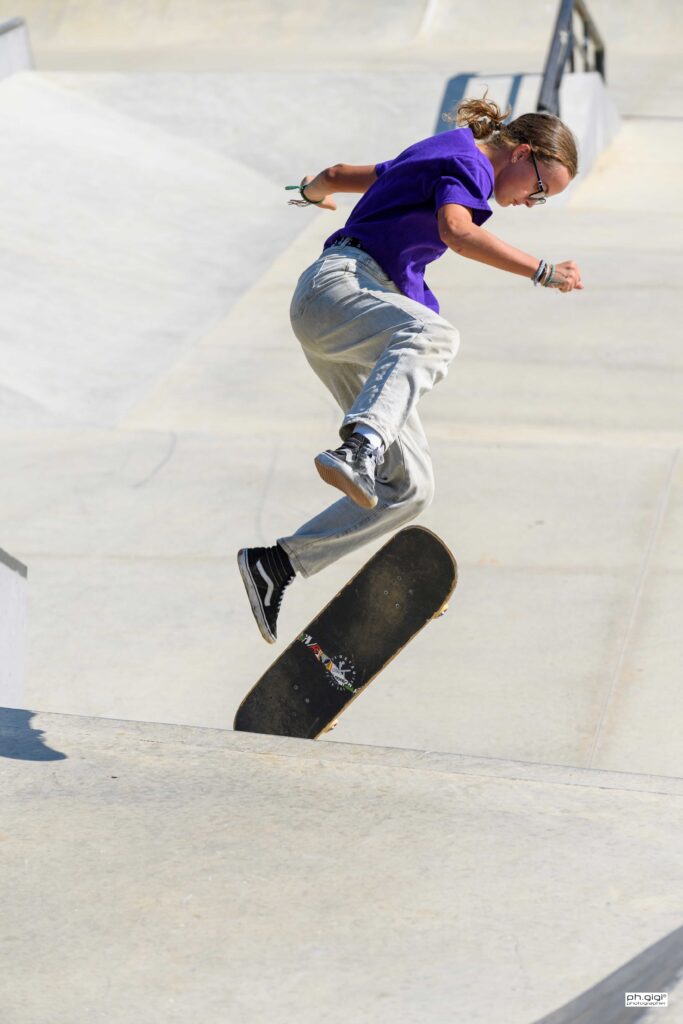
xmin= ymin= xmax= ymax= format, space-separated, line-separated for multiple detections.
xmin=278 ymin=241 xmax=460 ymax=577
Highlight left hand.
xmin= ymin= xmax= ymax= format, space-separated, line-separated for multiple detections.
xmin=287 ymin=175 xmax=337 ymax=211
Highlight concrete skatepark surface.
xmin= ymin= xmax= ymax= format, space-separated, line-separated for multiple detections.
xmin=2 ymin=709 xmax=683 ymax=1024
xmin=1 ymin=1 xmax=682 ymax=1020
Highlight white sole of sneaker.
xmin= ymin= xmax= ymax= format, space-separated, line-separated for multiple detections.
xmin=314 ymin=454 xmax=378 ymax=509
xmin=237 ymin=550 xmax=276 ymax=644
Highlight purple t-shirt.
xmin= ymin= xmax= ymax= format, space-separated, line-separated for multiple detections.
xmin=324 ymin=127 xmax=494 ymax=313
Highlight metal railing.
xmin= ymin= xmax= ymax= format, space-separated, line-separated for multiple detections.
xmin=537 ymin=0 xmax=605 ymax=116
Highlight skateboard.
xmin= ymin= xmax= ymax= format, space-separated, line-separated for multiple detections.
xmin=233 ymin=526 xmax=457 ymax=739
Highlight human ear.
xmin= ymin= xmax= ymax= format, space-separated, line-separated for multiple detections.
xmin=511 ymin=143 xmax=529 ymax=164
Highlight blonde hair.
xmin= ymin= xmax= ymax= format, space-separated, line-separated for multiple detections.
xmin=448 ymin=94 xmax=579 ymax=178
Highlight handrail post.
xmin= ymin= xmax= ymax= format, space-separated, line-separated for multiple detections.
xmin=537 ymin=0 xmax=607 ymax=116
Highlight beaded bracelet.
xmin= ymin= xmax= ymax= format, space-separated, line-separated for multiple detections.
xmin=532 ymin=260 xmax=547 ymax=286
xmin=285 ymin=183 xmax=324 ymax=206
xmin=542 ymin=264 xmax=556 ymax=288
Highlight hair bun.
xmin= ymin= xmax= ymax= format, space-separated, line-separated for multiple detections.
xmin=448 ymin=92 xmax=579 ymax=178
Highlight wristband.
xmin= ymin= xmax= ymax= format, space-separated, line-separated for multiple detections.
xmin=542 ymin=264 xmax=556 ymax=288
xmin=285 ymin=183 xmax=324 ymax=205
xmin=532 ymin=260 xmax=547 ymax=286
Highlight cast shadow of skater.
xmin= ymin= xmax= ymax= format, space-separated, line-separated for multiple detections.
xmin=0 ymin=708 xmax=67 ymax=761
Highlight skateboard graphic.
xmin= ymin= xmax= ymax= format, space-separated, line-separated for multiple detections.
xmin=234 ymin=526 xmax=457 ymax=739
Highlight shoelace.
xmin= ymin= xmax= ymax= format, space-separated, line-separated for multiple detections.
xmin=359 ymin=443 xmax=382 ymax=469
xmin=343 ymin=436 xmax=377 ymax=463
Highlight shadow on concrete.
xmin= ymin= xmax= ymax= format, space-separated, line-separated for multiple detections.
xmin=0 ymin=708 xmax=67 ymax=761
xmin=533 ymin=922 xmax=683 ymax=1022
xmin=434 ymin=71 xmax=530 ymax=134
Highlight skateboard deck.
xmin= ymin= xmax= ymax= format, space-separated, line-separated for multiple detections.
xmin=233 ymin=526 xmax=457 ymax=739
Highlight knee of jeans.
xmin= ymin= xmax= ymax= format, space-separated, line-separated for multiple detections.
xmin=441 ymin=323 xmax=460 ymax=359
xmin=413 ymin=473 xmax=435 ymax=514
xmin=395 ymin=467 xmax=435 ymax=520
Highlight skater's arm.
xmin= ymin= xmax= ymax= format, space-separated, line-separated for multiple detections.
xmin=290 ymin=164 xmax=378 ymax=211
xmin=437 ymin=203 xmax=582 ymax=292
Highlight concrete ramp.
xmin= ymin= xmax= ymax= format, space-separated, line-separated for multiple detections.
xmin=0 ymin=0 xmax=428 ymax=57
xmin=0 ymin=2 xmax=682 ymax=1017
xmin=0 ymin=71 xmax=296 ymax=426
xmin=0 ymin=550 xmax=27 ymax=707
xmin=0 ymin=0 xmax=681 ymax=886
xmin=2 ymin=709 xmax=683 ymax=1023
xmin=0 ymin=51 xmax=680 ymax=774
xmin=4 ymin=1 xmax=682 ymax=67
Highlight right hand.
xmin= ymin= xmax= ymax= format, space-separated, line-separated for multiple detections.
xmin=548 ymin=260 xmax=583 ymax=292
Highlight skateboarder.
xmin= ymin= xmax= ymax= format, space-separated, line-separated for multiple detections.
xmin=239 ymin=96 xmax=583 ymax=643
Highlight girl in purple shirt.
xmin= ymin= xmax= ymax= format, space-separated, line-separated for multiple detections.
xmin=239 ymin=96 xmax=583 ymax=643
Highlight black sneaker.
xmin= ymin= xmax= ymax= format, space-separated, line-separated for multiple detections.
xmin=314 ymin=432 xmax=382 ymax=509
xmin=238 ymin=544 xmax=295 ymax=643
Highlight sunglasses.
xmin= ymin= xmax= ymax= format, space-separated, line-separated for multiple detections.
xmin=527 ymin=149 xmax=547 ymax=205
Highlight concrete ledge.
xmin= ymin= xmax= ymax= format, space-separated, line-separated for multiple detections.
xmin=560 ymin=70 xmax=621 ymax=184
xmin=534 ymin=922 xmax=683 ymax=1022
xmin=0 ymin=18 xmax=33 ymax=79
xmin=436 ymin=70 xmax=620 ymax=201
xmin=2 ymin=708 xmax=683 ymax=1024
xmin=0 ymin=550 xmax=27 ymax=707
xmin=0 ymin=545 xmax=28 ymax=578
xmin=3 ymin=708 xmax=683 ymax=795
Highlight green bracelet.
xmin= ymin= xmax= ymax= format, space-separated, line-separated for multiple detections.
xmin=285 ymin=184 xmax=324 ymax=205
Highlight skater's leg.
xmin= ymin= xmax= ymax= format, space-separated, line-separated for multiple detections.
xmin=291 ymin=245 xmax=460 ymax=450
xmin=339 ymin=312 xmax=457 ymax=448
xmin=240 ymin=246 xmax=455 ymax=636
xmin=278 ymin=410 xmax=434 ymax=577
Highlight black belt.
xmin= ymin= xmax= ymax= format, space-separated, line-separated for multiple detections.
xmin=336 ymin=236 xmax=367 ymax=254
